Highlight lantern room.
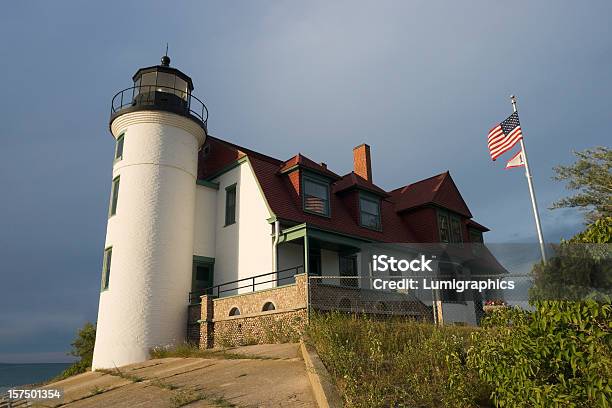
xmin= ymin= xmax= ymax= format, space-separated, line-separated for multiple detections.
xmin=110 ymin=55 xmax=208 ymax=131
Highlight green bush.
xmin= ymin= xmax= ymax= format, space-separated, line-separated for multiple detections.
xmin=306 ymin=313 xmax=491 ymax=407
xmin=56 ymin=322 xmax=96 ymax=380
xmin=469 ymin=301 xmax=612 ymax=407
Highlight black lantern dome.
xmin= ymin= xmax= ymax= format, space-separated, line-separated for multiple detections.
xmin=110 ymin=55 xmax=208 ymax=131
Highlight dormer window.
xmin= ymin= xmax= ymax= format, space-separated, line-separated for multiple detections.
xmin=303 ymin=174 xmax=330 ymax=216
xmin=359 ymin=193 xmax=381 ymax=230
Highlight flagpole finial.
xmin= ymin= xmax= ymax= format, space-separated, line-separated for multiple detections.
xmin=510 ymin=95 xmax=518 ymax=112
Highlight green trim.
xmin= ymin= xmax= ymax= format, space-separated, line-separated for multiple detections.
xmin=278 ymin=164 xmax=299 ymax=174
xmin=114 ymin=133 xmax=124 ymax=161
xmin=193 ymin=255 xmax=215 ymax=264
xmin=203 ymin=156 xmax=248 ymax=181
xmin=244 ymin=159 xmax=276 ymax=222
xmin=358 ymin=191 xmax=382 ymax=231
xmin=108 ymin=176 xmax=120 ymax=218
xmin=224 ymin=183 xmax=237 ymax=226
xmin=196 ymin=180 xmax=220 ymax=189
xmin=101 ymin=246 xmax=112 ymax=292
xmin=302 ymin=172 xmax=331 ymax=218
xmin=267 ymin=215 xmax=278 ymax=224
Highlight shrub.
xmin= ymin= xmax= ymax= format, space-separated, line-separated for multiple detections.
xmin=56 ymin=322 xmax=96 ymax=380
xmin=469 ymin=301 xmax=612 ymax=407
xmin=306 ymin=313 xmax=490 ymax=407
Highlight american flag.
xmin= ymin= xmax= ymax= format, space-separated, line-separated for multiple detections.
xmin=487 ymin=112 xmax=523 ymax=160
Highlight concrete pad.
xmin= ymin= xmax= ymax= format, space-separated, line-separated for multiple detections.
xmin=62 ymin=382 xmax=176 ymax=408
xmin=225 ymin=342 xmax=303 ymax=360
xmin=39 ymin=372 xmax=133 ymax=407
xmin=39 ymin=344 xmax=317 ymax=407
xmin=125 ymin=358 xmax=215 ymax=380
xmin=160 ymin=358 xmax=315 ymax=407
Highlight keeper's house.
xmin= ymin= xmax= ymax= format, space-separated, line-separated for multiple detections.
xmin=92 ymin=56 xmax=496 ymax=370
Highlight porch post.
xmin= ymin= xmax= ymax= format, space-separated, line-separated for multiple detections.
xmin=303 ymin=230 xmax=309 ymax=275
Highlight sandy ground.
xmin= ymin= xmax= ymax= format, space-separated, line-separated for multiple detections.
xmin=15 ymin=343 xmax=316 ymax=408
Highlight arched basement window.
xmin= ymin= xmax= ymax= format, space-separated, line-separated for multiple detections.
xmin=262 ymin=302 xmax=276 ymax=312
xmin=229 ymin=307 xmax=241 ymax=316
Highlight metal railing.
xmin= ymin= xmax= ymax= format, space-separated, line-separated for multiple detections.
xmin=110 ymin=85 xmax=208 ymax=127
xmin=188 ymin=265 xmax=304 ymax=304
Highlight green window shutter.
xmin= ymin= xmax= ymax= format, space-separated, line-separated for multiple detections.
xmin=225 ymin=184 xmax=236 ymax=225
xmin=101 ymin=247 xmax=112 ymax=290
xmin=115 ymin=134 xmax=124 ymax=160
xmin=109 ymin=176 xmax=120 ymax=217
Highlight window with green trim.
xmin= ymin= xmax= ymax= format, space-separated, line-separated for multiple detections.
xmin=101 ymin=247 xmax=112 ymax=290
xmin=450 ymin=216 xmax=463 ymax=243
xmin=109 ymin=176 xmax=120 ymax=217
xmin=225 ymin=184 xmax=236 ymax=225
xmin=303 ymin=176 xmax=330 ymax=216
xmin=359 ymin=193 xmax=381 ymax=230
xmin=469 ymin=229 xmax=483 ymax=243
xmin=438 ymin=212 xmax=450 ymax=242
xmin=115 ymin=134 xmax=124 ymax=160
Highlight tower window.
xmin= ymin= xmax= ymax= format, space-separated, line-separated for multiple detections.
xmin=303 ymin=176 xmax=330 ymax=216
xmin=115 ymin=134 xmax=124 ymax=160
xmin=359 ymin=193 xmax=381 ymax=230
xmin=109 ymin=176 xmax=120 ymax=217
xmin=101 ymin=247 xmax=112 ymax=290
xmin=225 ymin=184 xmax=237 ymax=226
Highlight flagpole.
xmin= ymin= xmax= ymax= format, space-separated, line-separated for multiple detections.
xmin=510 ymin=95 xmax=547 ymax=262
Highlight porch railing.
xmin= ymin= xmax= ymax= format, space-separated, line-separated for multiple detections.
xmin=188 ymin=265 xmax=304 ymax=304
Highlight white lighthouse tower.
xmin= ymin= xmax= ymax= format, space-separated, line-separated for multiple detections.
xmin=92 ymin=55 xmax=207 ymax=369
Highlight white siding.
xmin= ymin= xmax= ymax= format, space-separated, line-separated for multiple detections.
xmin=93 ymin=112 xmax=203 ymax=370
xmin=193 ymin=184 xmax=217 ymax=258
xmin=212 ymin=161 xmax=273 ymax=292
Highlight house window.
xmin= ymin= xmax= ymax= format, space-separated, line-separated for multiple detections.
xmin=359 ymin=194 xmax=381 ymax=230
xmin=309 ymin=247 xmax=322 ymax=276
xmin=303 ymin=176 xmax=330 ymax=216
xmin=438 ymin=213 xmax=449 ymax=243
xmin=339 ymin=255 xmax=358 ymax=287
xmin=101 ymin=247 xmax=112 ymax=290
xmin=225 ymin=184 xmax=236 ymax=225
xmin=450 ymin=217 xmax=463 ymax=243
xmin=469 ymin=229 xmax=483 ymax=243
xmin=115 ymin=134 xmax=124 ymax=160
xmin=192 ymin=258 xmax=214 ymax=295
xmin=109 ymin=176 xmax=120 ymax=217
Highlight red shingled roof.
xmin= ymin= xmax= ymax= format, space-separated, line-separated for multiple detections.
xmin=333 ymin=172 xmax=388 ymax=197
xmin=199 ymin=136 xmax=487 ymax=242
xmin=390 ymin=172 xmax=472 ymax=217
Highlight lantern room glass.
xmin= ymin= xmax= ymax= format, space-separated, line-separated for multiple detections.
xmin=133 ymin=71 xmax=189 ymax=101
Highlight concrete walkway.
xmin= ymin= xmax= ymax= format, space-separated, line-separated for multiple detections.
xmin=35 ymin=344 xmax=316 ymax=407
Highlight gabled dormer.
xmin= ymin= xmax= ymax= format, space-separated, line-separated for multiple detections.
xmin=279 ymin=154 xmax=340 ymax=218
xmin=333 ymin=145 xmax=389 ymax=231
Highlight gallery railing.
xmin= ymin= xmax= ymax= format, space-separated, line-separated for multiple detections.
xmin=110 ymin=85 xmax=208 ymax=129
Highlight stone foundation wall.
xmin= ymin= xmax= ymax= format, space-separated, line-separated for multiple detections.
xmin=199 ymin=273 xmax=308 ymax=348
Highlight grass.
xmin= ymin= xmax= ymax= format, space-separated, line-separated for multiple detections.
xmin=306 ymin=312 xmax=492 ymax=408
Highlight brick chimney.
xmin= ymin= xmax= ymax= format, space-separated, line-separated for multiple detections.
xmin=353 ymin=144 xmax=372 ymax=182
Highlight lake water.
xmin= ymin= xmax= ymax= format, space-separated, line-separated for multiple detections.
xmin=0 ymin=363 xmax=72 ymax=393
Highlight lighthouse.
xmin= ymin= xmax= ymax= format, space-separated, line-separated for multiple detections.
xmin=92 ymin=55 xmax=208 ymax=369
